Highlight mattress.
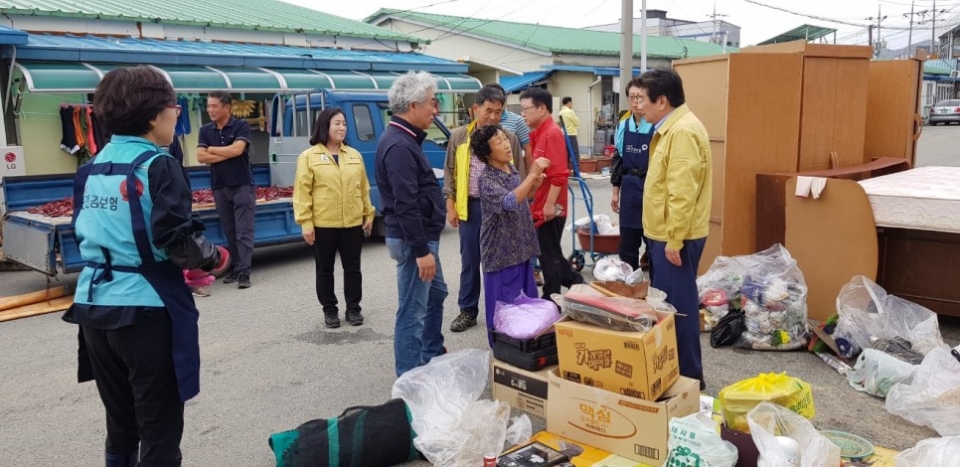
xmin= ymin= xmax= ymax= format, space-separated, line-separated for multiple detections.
xmin=858 ymin=166 xmax=960 ymax=234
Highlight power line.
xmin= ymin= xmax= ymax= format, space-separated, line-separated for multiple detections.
xmin=744 ymin=0 xmax=926 ymax=30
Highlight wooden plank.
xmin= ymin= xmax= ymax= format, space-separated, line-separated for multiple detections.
xmin=709 ymin=141 xmax=726 ymax=223
xmin=0 ymin=296 xmax=74 ymax=323
xmin=0 ymin=286 xmax=66 ymax=312
xmin=785 ymin=178 xmax=878 ymax=321
xmin=741 ymin=41 xmax=873 ymax=59
xmin=797 ymin=57 xmax=869 ymax=172
xmin=699 ymin=222 xmax=723 ymax=276
xmin=674 ymin=58 xmax=729 ymax=141
xmin=721 ymin=53 xmax=804 ymax=256
xmin=864 ymin=60 xmax=923 ymax=165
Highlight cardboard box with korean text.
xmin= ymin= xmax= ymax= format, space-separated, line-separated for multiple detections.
xmin=546 ymin=370 xmax=701 ymax=466
xmin=554 ymin=312 xmax=679 ymax=401
xmin=490 ymin=359 xmax=554 ymax=418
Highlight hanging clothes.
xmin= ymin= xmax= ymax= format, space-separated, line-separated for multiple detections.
xmin=85 ymin=106 xmax=98 ymax=155
xmin=91 ymin=109 xmax=112 ymax=152
xmin=176 ymin=96 xmax=191 ymax=136
xmin=61 ymin=106 xmax=80 ymax=154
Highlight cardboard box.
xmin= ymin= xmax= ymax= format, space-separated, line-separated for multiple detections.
xmin=555 ymin=313 xmax=679 ymax=401
xmin=491 ymin=359 xmax=554 ymax=418
xmin=546 ymin=370 xmax=700 ymax=466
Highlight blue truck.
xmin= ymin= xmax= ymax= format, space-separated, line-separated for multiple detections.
xmin=1 ymin=89 xmax=455 ymax=275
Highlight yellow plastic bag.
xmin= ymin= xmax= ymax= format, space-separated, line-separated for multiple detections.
xmin=718 ymin=372 xmax=815 ymax=432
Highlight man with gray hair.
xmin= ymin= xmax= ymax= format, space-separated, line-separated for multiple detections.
xmin=376 ymin=71 xmax=449 ymax=376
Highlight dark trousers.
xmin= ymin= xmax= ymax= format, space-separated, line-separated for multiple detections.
xmin=618 ymin=226 xmax=647 ymax=271
xmin=81 ymin=312 xmax=184 ymax=467
xmin=568 ymin=135 xmax=580 ymax=158
xmin=648 ymin=238 xmax=707 ymax=381
xmin=457 ymin=199 xmax=482 ymax=318
xmin=537 ymin=216 xmax=583 ymax=300
xmin=214 ymin=185 xmax=256 ymax=274
xmin=313 ymin=226 xmax=364 ymax=314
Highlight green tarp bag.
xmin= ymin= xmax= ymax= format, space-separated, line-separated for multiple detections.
xmin=268 ymin=398 xmax=419 ymax=467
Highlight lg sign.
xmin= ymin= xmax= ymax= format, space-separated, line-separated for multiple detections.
xmin=4 ymin=152 xmax=15 ymax=163
xmin=1 ymin=146 xmax=26 ymax=178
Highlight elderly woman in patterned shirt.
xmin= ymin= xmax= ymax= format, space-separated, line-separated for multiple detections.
xmin=471 ymin=124 xmax=551 ymax=346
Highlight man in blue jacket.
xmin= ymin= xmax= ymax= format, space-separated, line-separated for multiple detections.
xmin=376 ymin=71 xmax=448 ymax=377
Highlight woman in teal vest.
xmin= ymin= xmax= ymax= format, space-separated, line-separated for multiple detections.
xmin=63 ymin=66 xmax=228 ymax=467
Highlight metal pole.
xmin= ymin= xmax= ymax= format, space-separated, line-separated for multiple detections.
xmin=933 ymin=0 xmax=938 ymax=56
xmin=640 ymin=0 xmax=647 ymax=72
xmin=878 ymin=5 xmax=882 ymax=57
xmin=723 ymin=31 xmax=729 ymax=52
xmin=620 ymin=0 xmax=633 ymax=113
xmin=908 ymin=0 xmax=915 ymax=56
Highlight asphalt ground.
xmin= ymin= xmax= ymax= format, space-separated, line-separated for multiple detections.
xmin=1 ymin=125 xmax=959 ymax=465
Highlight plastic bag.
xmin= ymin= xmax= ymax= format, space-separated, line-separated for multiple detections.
xmin=710 ymin=309 xmax=745 ymax=348
xmin=554 ymin=284 xmax=674 ymax=333
xmin=885 ymin=346 xmax=960 ymax=436
xmin=846 ymin=349 xmax=917 ymax=398
xmin=665 ymin=413 xmax=739 ymax=467
xmin=493 ymin=292 xmax=560 ymax=340
xmin=593 ymin=257 xmax=634 ymax=283
xmin=625 ymin=268 xmax=646 ymax=286
xmin=573 ymin=214 xmax=611 ymax=232
xmin=718 ymin=373 xmax=815 ymax=432
xmin=895 ymin=436 xmax=960 ymax=467
xmin=833 ymin=275 xmax=946 ymax=359
xmin=697 ymin=244 xmax=809 ymax=351
xmin=391 ymin=349 xmax=532 ymax=466
xmin=747 ymin=402 xmax=841 ymax=467
xmin=597 ymin=222 xmax=620 ymax=235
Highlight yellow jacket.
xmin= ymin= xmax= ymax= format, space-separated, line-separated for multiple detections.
xmin=293 ymin=143 xmax=374 ymax=231
xmin=642 ymin=104 xmax=712 ymax=250
xmin=559 ymin=107 xmax=580 ymax=136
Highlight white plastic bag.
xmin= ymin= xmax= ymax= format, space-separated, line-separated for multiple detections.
xmin=895 ymin=436 xmax=960 ymax=467
xmin=886 ymin=346 xmax=960 ymax=436
xmin=391 ymin=349 xmax=532 ymax=466
xmin=834 ymin=275 xmax=946 ymax=358
xmin=747 ymin=402 xmax=841 ymax=467
xmin=493 ymin=292 xmax=560 ymax=340
xmin=593 ymin=257 xmax=634 ymax=283
xmin=846 ymin=348 xmax=918 ymax=398
xmin=665 ymin=413 xmax=738 ymax=467
xmin=572 ymin=214 xmax=611 ymax=232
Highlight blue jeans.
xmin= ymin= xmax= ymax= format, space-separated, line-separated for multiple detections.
xmin=386 ymin=238 xmax=448 ymax=377
xmin=457 ymin=199 xmax=482 ymax=318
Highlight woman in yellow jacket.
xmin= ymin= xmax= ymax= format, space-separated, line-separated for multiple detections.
xmin=294 ymin=107 xmax=375 ymax=328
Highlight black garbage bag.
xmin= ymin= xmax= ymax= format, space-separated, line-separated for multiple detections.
xmin=710 ymin=309 xmax=745 ymax=348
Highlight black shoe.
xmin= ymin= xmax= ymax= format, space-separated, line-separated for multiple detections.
xmin=700 ymin=379 xmax=707 ymax=391
xmin=450 ymin=312 xmax=478 ymax=332
xmin=324 ymin=312 xmax=341 ymax=329
xmin=345 ymin=310 xmax=364 ymax=326
xmin=222 ymin=270 xmax=240 ymax=284
xmin=238 ymin=273 xmax=251 ymax=289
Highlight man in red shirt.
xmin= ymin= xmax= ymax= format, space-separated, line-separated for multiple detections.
xmin=519 ymin=88 xmax=584 ymax=300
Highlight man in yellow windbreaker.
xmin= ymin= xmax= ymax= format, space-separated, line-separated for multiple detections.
xmin=443 ymin=85 xmax=524 ymax=333
xmin=637 ymin=69 xmax=712 ymax=390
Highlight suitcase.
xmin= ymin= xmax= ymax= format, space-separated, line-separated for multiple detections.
xmin=492 ymin=331 xmax=558 ymax=371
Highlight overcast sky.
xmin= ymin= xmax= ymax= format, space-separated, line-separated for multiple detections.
xmin=288 ymin=0 xmax=960 ymax=50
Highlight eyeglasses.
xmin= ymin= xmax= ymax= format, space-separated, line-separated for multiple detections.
xmin=520 ymin=104 xmax=540 ymax=113
xmin=627 ymin=95 xmax=645 ymax=103
xmin=167 ymin=104 xmax=182 ymax=116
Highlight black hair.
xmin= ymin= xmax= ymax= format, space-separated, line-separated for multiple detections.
xmin=469 ymin=124 xmax=503 ymax=165
xmin=562 ymin=96 xmax=572 ymax=105
xmin=309 ymin=107 xmax=346 ymax=146
xmin=625 ymin=76 xmax=644 ymax=95
xmin=93 ymin=66 xmax=175 ymax=136
xmin=519 ymin=87 xmax=553 ymax=113
xmin=475 ymin=86 xmax=506 ymax=106
xmin=486 ymin=83 xmax=507 ymax=95
xmin=637 ymin=68 xmax=686 ymax=107
xmin=208 ymin=90 xmax=233 ymax=106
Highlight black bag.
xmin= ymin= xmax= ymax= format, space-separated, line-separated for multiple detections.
xmin=710 ymin=309 xmax=745 ymax=348
xmin=268 ymin=398 xmax=418 ymax=467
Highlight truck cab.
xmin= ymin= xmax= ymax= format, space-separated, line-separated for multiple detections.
xmin=268 ymin=90 xmax=453 ymax=234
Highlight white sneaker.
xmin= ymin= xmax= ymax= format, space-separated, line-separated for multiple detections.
xmin=191 ymin=286 xmax=211 ymax=297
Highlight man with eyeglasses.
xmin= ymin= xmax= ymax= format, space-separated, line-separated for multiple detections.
xmin=197 ymin=91 xmax=255 ymax=290
xmin=519 ymin=87 xmax=584 ymax=302
xmin=443 ymin=85 xmax=524 ymax=334
xmin=636 ymin=69 xmax=712 ymax=390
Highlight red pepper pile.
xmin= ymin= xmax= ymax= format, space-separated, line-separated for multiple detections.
xmin=27 ymin=197 xmax=74 ymax=218
xmin=26 ymin=187 xmax=296 ymax=218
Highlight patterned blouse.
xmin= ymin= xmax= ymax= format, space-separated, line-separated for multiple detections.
xmin=479 ymin=164 xmax=540 ymax=273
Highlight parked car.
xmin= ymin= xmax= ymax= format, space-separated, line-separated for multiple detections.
xmin=929 ymin=99 xmax=960 ymax=125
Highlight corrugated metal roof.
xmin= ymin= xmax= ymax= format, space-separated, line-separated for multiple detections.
xmin=759 ymin=24 xmax=837 ymax=45
xmin=925 ymin=58 xmax=957 ymax=76
xmin=0 ymin=24 xmax=27 ymax=45
xmin=0 ymin=0 xmax=424 ymax=43
xmin=365 ymin=9 xmax=735 ymax=59
xmin=17 ymin=34 xmax=468 ymax=73
xmin=499 ymin=70 xmax=553 ymax=93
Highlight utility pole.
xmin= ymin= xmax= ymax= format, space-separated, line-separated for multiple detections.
xmin=620 ymin=0 xmax=633 ymax=113
xmin=708 ymin=3 xmax=728 ymax=45
xmin=868 ymin=24 xmax=874 ymax=51
xmin=907 ymin=0 xmax=916 ymax=56
xmin=866 ymin=7 xmax=888 ymax=58
xmin=933 ymin=0 xmax=937 ymax=56
xmin=640 ymin=0 xmax=648 ymax=72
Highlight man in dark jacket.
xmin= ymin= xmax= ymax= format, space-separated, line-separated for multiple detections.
xmin=375 ymin=71 xmax=448 ymax=377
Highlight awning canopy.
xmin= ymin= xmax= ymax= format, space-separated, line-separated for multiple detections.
xmin=14 ymin=61 xmax=482 ymax=94
xmin=500 ymin=70 xmax=554 ymax=93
